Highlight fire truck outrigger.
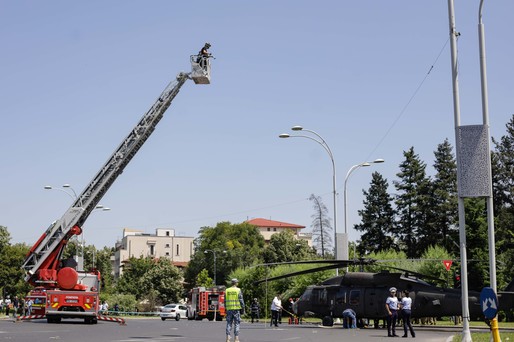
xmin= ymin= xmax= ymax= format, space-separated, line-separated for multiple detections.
xmin=20 ymin=46 xmax=213 ymax=324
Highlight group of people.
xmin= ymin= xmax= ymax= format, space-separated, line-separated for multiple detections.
xmin=225 ymin=280 xmax=416 ymax=341
xmin=224 ymin=281 xmax=302 ymax=342
xmin=385 ymin=287 xmax=416 ymax=338
xmin=1 ymin=296 xmax=29 ymax=317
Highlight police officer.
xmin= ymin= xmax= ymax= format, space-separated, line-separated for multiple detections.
xmin=385 ymin=287 xmax=399 ymax=337
xmin=225 ymin=278 xmax=245 ymax=342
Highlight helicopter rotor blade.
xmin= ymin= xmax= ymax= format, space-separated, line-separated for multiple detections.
xmin=378 ymin=265 xmax=447 ymax=284
xmin=253 ymin=263 xmax=345 ymax=285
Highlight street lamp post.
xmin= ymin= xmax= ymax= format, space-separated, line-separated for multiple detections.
xmin=44 ymin=184 xmax=109 ymax=271
xmin=204 ymin=249 xmax=226 ymax=286
xmin=204 ymin=249 xmax=226 ymax=322
xmin=343 ymin=159 xmax=384 ymax=261
xmin=44 ymin=185 xmax=78 ymax=201
xmin=279 ymin=126 xmax=338 ymax=273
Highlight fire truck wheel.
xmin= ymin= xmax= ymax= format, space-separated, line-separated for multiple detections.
xmin=161 ymin=317 xmax=166 ymax=321
xmin=175 ymin=314 xmax=180 ymax=321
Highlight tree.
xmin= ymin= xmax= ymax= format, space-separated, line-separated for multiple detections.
xmin=0 ymin=242 xmax=31 ymax=299
xmin=263 ymin=230 xmax=316 ymax=264
xmin=431 ymin=139 xmax=458 ymax=254
xmin=354 ymin=172 xmax=395 ymax=255
xmin=491 ymin=114 xmax=514 ymax=289
xmin=463 ymin=198 xmax=489 ymax=291
xmin=140 ymin=258 xmax=183 ymax=305
xmin=309 ymin=194 xmax=332 ymax=258
xmin=0 ymin=226 xmax=10 ymax=252
xmin=417 ymin=245 xmax=454 ymax=287
xmin=195 ymin=269 xmax=213 ymax=288
xmin=184 ymin=221 xmax=265 ymax=288
xmin=115 ymin=256 xmax=155 ymax=299
xmin=95 ymin=246 xmax=114 ymax=294
xmin=393 ymin=147 xmax=432 ymax=258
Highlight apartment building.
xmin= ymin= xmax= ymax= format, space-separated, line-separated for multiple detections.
xmin=113 ymin=228 xmax=194 ymax=278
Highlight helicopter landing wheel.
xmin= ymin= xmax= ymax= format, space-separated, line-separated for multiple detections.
xmin=322 ymin=315 xmax=334 ymax=327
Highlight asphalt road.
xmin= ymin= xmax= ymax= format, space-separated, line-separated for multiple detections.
xmin=0 ymin=317 xmax=464 ymax=342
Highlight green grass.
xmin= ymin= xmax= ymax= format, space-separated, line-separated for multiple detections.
xmin=451 ymin=332 xmax=513 ymax=341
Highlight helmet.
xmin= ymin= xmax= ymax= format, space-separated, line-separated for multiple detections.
xmin=389 ymin=287 xmax=397 ymax=293
xmin=231 ymin=278 xmax=239 ymax=285
xmin=204 ymin=42 xmax=211 ymax=48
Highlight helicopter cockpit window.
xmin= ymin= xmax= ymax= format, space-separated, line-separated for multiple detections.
xmin=301 ymin=288 xmax=312 ymax=302
xmin=319 ymin=289 xmax=328 ymax=305
xmin=336 ymin=289 xmax=346 ymax=304
xmin=349 ymin=290 xmax=361 ymax=306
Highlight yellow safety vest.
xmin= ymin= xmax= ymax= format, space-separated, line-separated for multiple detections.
xmin=225 ymin=287 xmax=242 ymax=311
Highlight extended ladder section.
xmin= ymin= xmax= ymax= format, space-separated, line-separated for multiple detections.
xmin=22 ymin=66 xmax=202 ymax=284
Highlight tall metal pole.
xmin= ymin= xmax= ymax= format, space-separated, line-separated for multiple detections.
xmin=478 ymin=0 xmax=497 ymax=294
xmin=478 ymin=4 xmax=501 ymax=338
xmin=447 ymin=1 xmax=471 ymax=340
xmin=279 ymin=127 xmax=338 ymax=275
xmin=343 ymin=160 xmax=384 ymax=266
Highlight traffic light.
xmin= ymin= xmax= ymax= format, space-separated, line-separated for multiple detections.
xmin=453 ymin=271 xmax=461 ymax=288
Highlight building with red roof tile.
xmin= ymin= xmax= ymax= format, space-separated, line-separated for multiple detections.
xmin=246 ymin=218 xmax=312 ymax=246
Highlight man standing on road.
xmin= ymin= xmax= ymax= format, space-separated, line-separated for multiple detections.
xmin=385 ymin=287 xmax=399 ymax=337
xmin=270 ymin=295 xmax=281 ymax=327
xmin=250 ymin=298 xmax=260 ymax=323
xmin=225 ymin=278 xmax=245 ymax=342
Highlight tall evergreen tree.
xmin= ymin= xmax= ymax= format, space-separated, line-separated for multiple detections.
xmin=354 ymin=172 xmax=395 ymax=255
xmin=393 ymin=147 xmax=432 ymax=258
xmin=309 ymin=194 xmax=332 ymax=258
xmin=491 ymin=114 xmax=514 ymax=288
xmin=431 ymin=139 xmax=459 ymax=254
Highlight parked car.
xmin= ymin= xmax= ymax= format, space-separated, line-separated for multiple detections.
xmin=160 ymin=304 xmax=188 ymax=321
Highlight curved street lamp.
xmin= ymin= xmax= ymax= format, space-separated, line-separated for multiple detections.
xmin=343 ymin=159 xmax=384 ymax=261
xmin=45 ymin=184 xmax=110 ymax=271
xmin=279 ymin=126 xmax=338 ymax=273
xmin=204 ymin=249 xmax=227 ymax=286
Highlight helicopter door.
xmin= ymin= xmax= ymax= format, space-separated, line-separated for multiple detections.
xmin=362 ymin=288 xmax=384 ymax=318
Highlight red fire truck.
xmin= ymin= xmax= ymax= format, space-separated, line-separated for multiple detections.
xmin=19 ymin=48 xmax=212 ymax=324
xmin=25 ymin=287 xmax=47 ymax=316
xmin=187 ymin=286 xmax=226 ymax=321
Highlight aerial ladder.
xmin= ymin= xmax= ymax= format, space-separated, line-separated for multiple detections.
xmin=20 ymin=46 xmax=213 ymax=324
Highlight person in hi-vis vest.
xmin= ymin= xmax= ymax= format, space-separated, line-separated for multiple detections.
xmin=225 ymin=278 xmax=245 ymax=342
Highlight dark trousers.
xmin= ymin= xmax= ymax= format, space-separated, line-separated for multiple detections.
xmin=402 ymin=309 xmax=415 ymax=337
xmin=386 ymin=310 xmax=398 ymax=336
xmin=271 ymin=310 xmax=279 ymax=327
xmin=251 ymin=311 xmax=259 ymax=323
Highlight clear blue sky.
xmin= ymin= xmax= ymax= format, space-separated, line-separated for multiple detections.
xmin=2 ymin=1 xmax=513 ymax=249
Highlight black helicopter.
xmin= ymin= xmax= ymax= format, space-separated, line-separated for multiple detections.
xmin=255 ymin=259 xmax=514 ymax=327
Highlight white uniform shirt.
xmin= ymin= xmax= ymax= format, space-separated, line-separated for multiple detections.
xmin=401 ymin=296 xmax=412 ymax=310
xmin=271 ymin=297 xmax=281 ymax=311
xmin=386 ymin=296 xmax=399 ymax=310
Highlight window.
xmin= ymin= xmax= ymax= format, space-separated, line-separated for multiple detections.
xmin=176 ymin=244 xmax=180 ymax=256
xmin=349 ymin=290 xmax=361 ymax=306
xmin=165 ymin=244 xmax=170 ymax=248
xmin=273 ymin=228 xmax=277 ymax=232
xmin=165 ymin=252 xmax=170 ymax=256
xmin=149 ymin=245 xmax=155 ymax=256
xmin=267 ymin=228 xmax=271 ymax=232
xmin=166 ymin=231 xmax=170 ymax=236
